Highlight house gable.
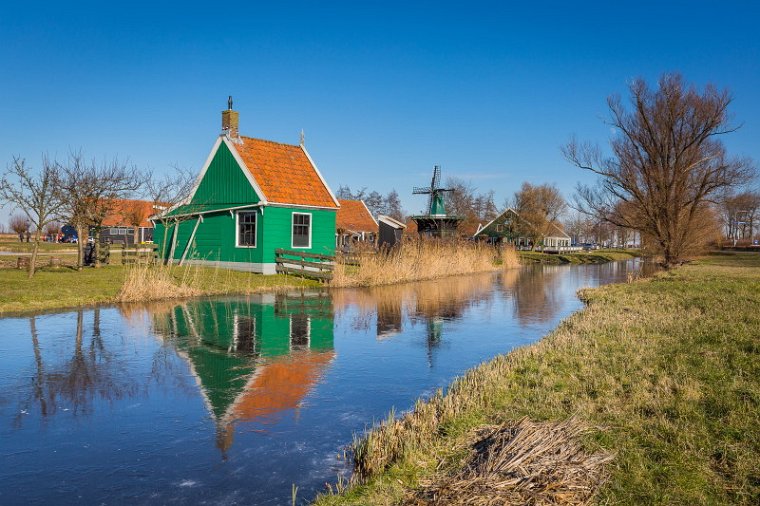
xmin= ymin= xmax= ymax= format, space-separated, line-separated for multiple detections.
xmin=475 ymin=208 xmax=521 ymax=238
xmin=189 ymin=140 xmax=262 ymax=207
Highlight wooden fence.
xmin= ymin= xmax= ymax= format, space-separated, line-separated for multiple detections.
xmin=275 ymin=249 xmax=334 ymax=281
xmin=122 ymin=244 xmax=159 ymax=265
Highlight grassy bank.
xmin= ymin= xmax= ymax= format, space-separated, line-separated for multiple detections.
xmin=518 ymin=248 xmax=641 ymax=265
xmin=316 ymin=252 xmax=760 ymax=505
xmin=331 ymin=241 xmax=520 ymax=287
xmin=0 ymin=265 xmax=318 ymax=316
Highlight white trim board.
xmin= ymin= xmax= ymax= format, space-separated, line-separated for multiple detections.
xmin=300 ymin=144 xmax=340 ymax=208
xmin=291 ymin=211 xmax=312 ymax=249
xmin=235 ymin=209 xmax=258 ymax=248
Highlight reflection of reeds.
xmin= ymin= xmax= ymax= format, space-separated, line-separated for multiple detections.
xmin=332 ymin=272 xmax=497 ymax=336
xmin=331 ymin=240 xmax=519 ymax=287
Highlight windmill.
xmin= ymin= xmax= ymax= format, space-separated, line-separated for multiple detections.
xmin=411 ymin=166 xmax=463 ymax=238
xmin=412 ymin=166 xmax=455 ymax=216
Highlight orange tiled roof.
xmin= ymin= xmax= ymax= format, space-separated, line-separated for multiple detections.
xmin=230 ymin=351 xmax=334 ymax=422
xmin=102 ymin=199 xmax=159 ymax=228
xmin=231 ymin=136 xmax=338 ymax=209
xmin=336 ymin=199 xmax=378 ymax=233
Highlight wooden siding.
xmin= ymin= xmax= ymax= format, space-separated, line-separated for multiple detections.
xmin=156 ymin=206 xmax=335 ymax=265
xmin=191 ymin=142 xmax=261 ymax=206
xmin=260 ymin=206 xmax=336 ymax=263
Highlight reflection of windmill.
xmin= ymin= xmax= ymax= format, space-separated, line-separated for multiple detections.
xmin=412 ymin=166 xmax=463 ymax=238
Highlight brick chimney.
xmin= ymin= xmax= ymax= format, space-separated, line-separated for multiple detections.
xmin=221 ymin=95 xmax=239 ymax=139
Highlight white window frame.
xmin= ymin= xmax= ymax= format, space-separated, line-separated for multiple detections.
xmin=288 ymin=315 xmax=311 ymax=350
xmin=291 ymin=212 xmax=312 ymax=249
xmin=235 ymin=210 xmax=257 ymax=248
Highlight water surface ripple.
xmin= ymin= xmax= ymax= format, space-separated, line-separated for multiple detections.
xmin=0 ymin=261 xmax=646 ymax=505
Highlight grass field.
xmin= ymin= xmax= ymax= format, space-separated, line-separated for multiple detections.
xmin=316 ymin=252 xmax=760 ymax=505
xmin=518 ymin=248 xmax=641 ymax=264
xmin=0 ymin=238 xmax=78 ymax=253
xmin=0 ymin=265 xmax=319 ymax=316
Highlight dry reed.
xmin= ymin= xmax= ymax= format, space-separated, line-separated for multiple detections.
xmin=331 ymin=240 xmax=519 ymax=288
xmin=408 ymin=418 xmax=612 ymax=506
xmin=118 ymin=264 xmax=200 ymax=302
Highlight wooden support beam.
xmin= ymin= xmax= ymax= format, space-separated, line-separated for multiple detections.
xmin=178 ymin=216 xmax=203 ymax=266
xmin=167 ymin=220 xmax=179 ymax=266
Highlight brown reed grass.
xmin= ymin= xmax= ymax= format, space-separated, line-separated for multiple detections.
xmin=118 ymin=264 xmax=200 ymax=302
xmin=331 ymin=240 xmax=519 ymax=288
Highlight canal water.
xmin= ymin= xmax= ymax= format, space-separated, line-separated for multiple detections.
xmin=0 ymin=261 xmax=647 ymax=505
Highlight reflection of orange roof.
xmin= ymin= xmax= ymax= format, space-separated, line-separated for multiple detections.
xmin=337 ymin=200 xmax=377 ymax=233
xmin=230 ymin=351 xmax=334 ymax=422
xmin=231 ymin=136 xmax=339 ymax=209
xmin=102 ymin=199 xmax=159 ymax=227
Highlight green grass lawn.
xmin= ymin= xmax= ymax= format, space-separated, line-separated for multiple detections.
xmin=316 ymin=251 xmax=760 ymax=505
xmin=0 ymin=265 xmax=319 ymax=316
xmin=518 ymin=248 xmax=641 ymax=264
xmin=0 ymin=239 xmax=78 ymax=253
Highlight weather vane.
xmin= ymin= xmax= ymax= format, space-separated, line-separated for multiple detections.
xmin=228 ymin=95 xmax=233 ymax=110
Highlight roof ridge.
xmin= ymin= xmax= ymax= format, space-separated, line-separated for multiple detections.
xmin=238 ymin=135 xmax=300 ymax=148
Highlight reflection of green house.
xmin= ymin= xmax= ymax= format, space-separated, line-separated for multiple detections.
xmin=154 ymin=100 xmax=340 ymax=274
xmin=155 ymin=292 xmax=334 ymax=453
xmin=473 ymin=208 xmax=571 ymax=251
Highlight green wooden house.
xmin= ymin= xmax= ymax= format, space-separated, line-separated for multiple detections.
xmin=154 ymin=101 xmax=340 ymax=274
xmin=473 ymin=207 xmax=572 ymax=251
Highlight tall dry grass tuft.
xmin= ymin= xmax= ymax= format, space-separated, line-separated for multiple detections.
xmin=331 ymin=240 xmax=519 ymax=287
xmin=118 ymin=264 xmax=200 ymax=303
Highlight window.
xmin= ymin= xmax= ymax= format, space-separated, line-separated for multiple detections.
xmin=290 ymin=314 xmax=310 ymax=350
xmin=233 ymin=315 xmax=257 ymax=355
xmin=292 ymin=213 xmax=311 ymax=248
xmin=237 ymin=211 xmax=257 ymax=247
xmin=118 ymin=227 xmax=128 ymax=236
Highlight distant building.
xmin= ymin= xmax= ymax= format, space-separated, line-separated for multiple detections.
xmin=336 ymin=199 xmax=378 ymax=248
xmin=99 ymin=199 xmax=160 ymax=245
xmin=378 ymin=215 xmax=406 ymax=248
xmin=473 ymin=208 xmax=573 ymax=252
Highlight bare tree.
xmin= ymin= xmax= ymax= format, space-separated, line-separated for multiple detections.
xmin=9 ymin=214 xmax=30 ymax=242
xmin=123 ymin=205 xmax=147 ymax=246
xmin=718 ymin=189 xmax=760 ymax=243
xmin=564 ymin=73 xmax=755 ymax=266
xmin=0 ymin=156 xmax=65 ymax=277
xmin=44 ymin=221 xmax=62 ymax=242
xmin=145 ymin=166 xmax=196 ymax=263
xmin=512 ymin=182 xmax=567 ymax=250
xmin=335 ymin=185 xmax=406 ymax=220
xmin=59 ymin=151 xmax=143 ymax=269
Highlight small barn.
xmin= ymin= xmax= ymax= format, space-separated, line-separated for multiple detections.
xmin=473 ymin=208 xmax=572 ymax=252
xmin=336 ymin=199 xmax=378 ymax=248
xmin=378 ymin=215 xmax=406 ymax=248
xmin=154 ymin=101 xmax=339 ymax=274
xmin=99 ymin=199 xmax=159 ymax=245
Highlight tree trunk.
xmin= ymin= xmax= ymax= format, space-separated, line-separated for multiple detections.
xmin=133 ymin=226 xmax=140 ymax=246
xmin=93 ymin=227 xmax=101 ymax=268
xmin=28 ymin=229 xmax=41 ymax=279
xmin=76 ymin=225 xmax=85 ymax=270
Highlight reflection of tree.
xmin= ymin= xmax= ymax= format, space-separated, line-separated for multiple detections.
xmin=503 ymin=266 xmax=564 ymax=325
xmin=16 ymin=310 xmax=139 ymax=427
xmin=333 ymin=273 xmax=496 ymax=365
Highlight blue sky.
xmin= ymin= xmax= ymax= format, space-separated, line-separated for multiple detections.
xmin=1 ymin=1 xmax=758 ymax=223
